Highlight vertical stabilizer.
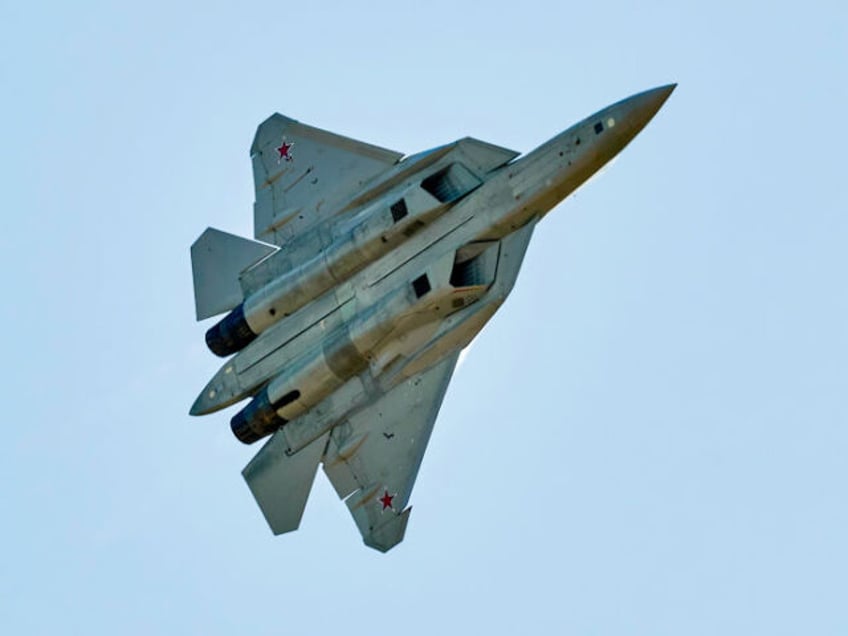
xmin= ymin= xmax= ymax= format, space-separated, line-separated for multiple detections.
xmin=242 ymin=431 xmax=330 ymax=534
xmin=191 ymin=228 xmax=277 ymax=321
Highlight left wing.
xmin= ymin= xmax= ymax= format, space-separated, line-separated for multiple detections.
xmin=322 ymin=352 xmax=460 ymax=552
xmin=251 ymin=114 xmax=403 ymax=246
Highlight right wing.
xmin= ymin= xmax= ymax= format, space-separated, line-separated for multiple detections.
xmin=250 ymin=114 xmax=403 ymax=246
xmin=322 ymin=352 xmax=460 ymax=552
xmin=240 ymin=353 xmax=459 ymax=552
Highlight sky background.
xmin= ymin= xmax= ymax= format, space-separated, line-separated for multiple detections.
xmin=2 ymin=1 xmax=847 ymax=633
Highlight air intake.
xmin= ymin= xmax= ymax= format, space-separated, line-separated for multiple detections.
xmin=420 ymin=163 xmax=481 ymax=203
xmin=449 ymin=241 xmax=499 ymax=289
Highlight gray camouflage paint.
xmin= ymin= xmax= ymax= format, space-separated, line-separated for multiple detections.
xmin=190 ymin=84 xmax=675 ymax=550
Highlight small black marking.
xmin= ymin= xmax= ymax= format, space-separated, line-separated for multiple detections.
xmin=391 ymin=199 xmax=408 ymax=223
xmin=383 ymin=432 xmax=395 ymax=440
xmin=412 ymin=274 xmax=431 ymax=298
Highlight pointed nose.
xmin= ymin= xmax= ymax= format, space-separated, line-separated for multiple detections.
xmin=620 ymin=83 xmax=676 ymax=134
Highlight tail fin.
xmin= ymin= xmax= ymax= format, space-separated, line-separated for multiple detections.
xmin=190 ymin=227 xmax=277 ymax=321
xmin=242 ymin=431 xmax=330 ymax=535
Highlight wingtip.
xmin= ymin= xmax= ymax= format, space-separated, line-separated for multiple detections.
xmin=363 ymin=507 xmax=412 ymax=553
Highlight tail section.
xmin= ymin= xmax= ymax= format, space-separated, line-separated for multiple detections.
xmin=242 ymin=430 xmax=330 ymax=535
xmin=190 ymin=227 xmax=277 ymax=321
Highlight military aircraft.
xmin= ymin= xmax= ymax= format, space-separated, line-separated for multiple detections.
xmin=190 ymin=84 xmax=675 ymax=551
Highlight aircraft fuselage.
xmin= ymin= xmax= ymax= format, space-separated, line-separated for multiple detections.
xmin=192 ymin=85 xmax=675 ymax=447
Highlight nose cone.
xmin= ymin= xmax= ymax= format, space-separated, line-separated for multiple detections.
xmin=619 ymin=83 xmax=676 ymax=134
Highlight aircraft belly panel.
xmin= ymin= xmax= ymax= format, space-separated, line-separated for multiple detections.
xmin=190 ymin=85 xmax=676 ymax=550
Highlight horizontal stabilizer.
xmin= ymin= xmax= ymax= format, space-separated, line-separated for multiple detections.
xmin=191 ymin=227 xmax=277 ymax=320
xmin=242 ymin=430 xmax=329 ymax=535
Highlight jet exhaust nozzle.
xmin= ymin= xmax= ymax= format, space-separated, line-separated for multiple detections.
xmin=230 ymin=388 xmax=305 ymax=444
xmin=230 ymin=389 xmax=289 ymax=444
xmin=206 ymin=305 xmax=257 ymax=357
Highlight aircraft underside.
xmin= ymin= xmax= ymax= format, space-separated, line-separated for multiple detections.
xmin=189 ymin=85 xmax=675 ymax=551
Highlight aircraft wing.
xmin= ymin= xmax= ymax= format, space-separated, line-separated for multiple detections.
xmin=322 ymin=352 xmax=460 ymax=552
xmin=250 ymin=114 xmax=403 ymax=246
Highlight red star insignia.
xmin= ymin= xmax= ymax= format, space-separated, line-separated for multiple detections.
xmin=276 ymin=139 xmax=294 ymax=163
xmin=379 ymin=490 xmax=395 ymax=511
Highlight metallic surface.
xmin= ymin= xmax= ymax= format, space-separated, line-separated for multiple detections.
xmin=190 ymin=84 xmax=675 ymax=551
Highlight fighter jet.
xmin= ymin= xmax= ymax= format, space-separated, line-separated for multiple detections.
xmin=190 ymin=84 xmax=675 ymax=551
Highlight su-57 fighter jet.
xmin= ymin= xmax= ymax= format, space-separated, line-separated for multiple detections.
xmin=190 ymin=84 xmax=675 ymax=551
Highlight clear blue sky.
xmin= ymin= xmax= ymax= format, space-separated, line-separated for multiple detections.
xmin=2 ymin=1 xmax=846 ymax=633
